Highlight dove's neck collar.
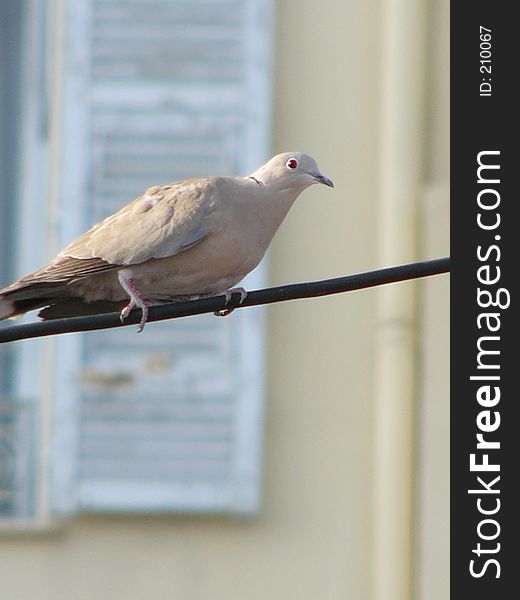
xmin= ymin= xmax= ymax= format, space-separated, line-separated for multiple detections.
xmin=248 ymin=176 xmax=264 ymax=187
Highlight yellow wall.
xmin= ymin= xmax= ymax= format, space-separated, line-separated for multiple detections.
xmin=0 ymin=1 xmax=449 ymax=599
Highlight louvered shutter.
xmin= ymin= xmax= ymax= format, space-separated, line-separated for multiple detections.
xmin=51 ymin=0 xmax=273 ymax=516
xmin=0 ymin=396 xmax=38 ymax=520
xmin=1 ymin=0 xmax=45 ymax=524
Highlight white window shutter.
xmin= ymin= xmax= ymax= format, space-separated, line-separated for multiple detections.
xmin=51 ymin=0 xmax=274 ymax=516
xmin=0 ymin=395 xmax=39 ymax=521
xmin=1 ymin=0 xmax=52 ymax=526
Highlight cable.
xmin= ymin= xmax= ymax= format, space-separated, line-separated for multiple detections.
xmin=0 ymin=257 xmax=450 ymax=343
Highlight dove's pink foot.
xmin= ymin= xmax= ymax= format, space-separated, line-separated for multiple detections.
xmin=118 ymin=273 xmax=150 ymax=332
xmin=214 ymin=287 xmax=248 ymax=317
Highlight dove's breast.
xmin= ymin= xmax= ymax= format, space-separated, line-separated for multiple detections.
xmin=127 ymin=224 xmax=267 ymax=298
xmin=70 ymin=178 xmax=297 ymax=302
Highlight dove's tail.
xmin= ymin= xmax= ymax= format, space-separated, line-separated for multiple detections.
xmin=0 ymin=296 xmax=57 ymax=320
xmin=38 ymin=298 xmax=126 ymax=320
xmin=0 ymin=280 xmax=67 ymax=321
xmin=1 ymin=284 xmax=125 ymax=322
xmin=0 ymin=298 xmax=16 ymax=320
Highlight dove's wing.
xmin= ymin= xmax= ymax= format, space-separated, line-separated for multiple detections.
xmin=18 ymin=178 xmax=217 ymax=286
xmin=1 ymin=152 xmax=334 ymax=325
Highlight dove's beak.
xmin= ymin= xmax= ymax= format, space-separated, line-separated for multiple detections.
xmin=313 ymin=173 xmax=334 ymax=188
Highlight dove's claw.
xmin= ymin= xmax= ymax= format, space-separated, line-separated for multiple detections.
xmin=136 ymin=305 xmax=149 ymax=333
xmin=120 ymin=303 xmax=134 ymax=321
xmin=214 ymin=287 xmax=247 ymax=317
xmin=118 ymin=273 xmax=150 ymax=332
xmin=214 ymin=307 xmax=234 ymax=317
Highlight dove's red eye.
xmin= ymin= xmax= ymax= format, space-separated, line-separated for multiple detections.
xmin=286 ymin=158 xmax=298 ymax=169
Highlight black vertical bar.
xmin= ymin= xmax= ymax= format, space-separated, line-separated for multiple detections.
xmin=451 ymin=3 xmax=518 ymax=597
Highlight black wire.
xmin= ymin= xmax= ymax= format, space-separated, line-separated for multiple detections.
xmin=0 ymin=257 xmax=450 ymax=344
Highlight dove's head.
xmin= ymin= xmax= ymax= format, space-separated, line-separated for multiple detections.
xmin=250 ymin=152 xmax=334 ymax=192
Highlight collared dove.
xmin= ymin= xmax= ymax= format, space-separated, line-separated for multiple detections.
xmin=0 ymin=152 xmax=333 ymax=331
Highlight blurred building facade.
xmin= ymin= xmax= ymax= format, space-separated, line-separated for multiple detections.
xmin=0 ymin=1 xmax=448 ymax=599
